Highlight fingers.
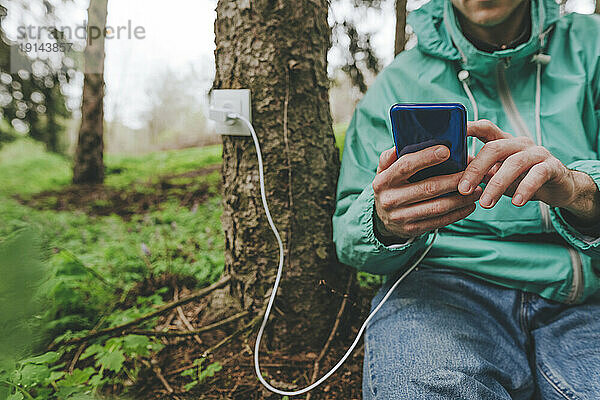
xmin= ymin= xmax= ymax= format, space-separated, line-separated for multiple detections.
xmin=467 ymin=120 xmax=512 ymax=143
xmin=394 ymin=187 xmax=483 ymax=223
xmin=399 ymin=203 xmax=477 ymax=237
xmin=377 ymin=147 xmax=398 ymax=174
xmin=479 ymin=147 xmax=549 ymax=208
xmin=459 ymin=136 xmax=534 ymax=195
xmin=512 ymin=161 xmax=557 ymax=206
xmin=382 ymin=145 xmax=450 ymax=185
xmin=377 ymin=172 xmax=463 ymax=211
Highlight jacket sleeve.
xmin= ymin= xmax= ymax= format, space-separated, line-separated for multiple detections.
xmin=549 ymin=166 xmax=600 ymax=260
xmin=549 ymin=48 xmax=600 ymax=258
xmin=332 ymin=100 xmax=432 ymax=275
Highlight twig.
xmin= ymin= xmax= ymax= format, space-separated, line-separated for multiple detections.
xmin=352 ymin=343 xmax=364 ymax=359
xmin=201 ymin=314 xmax=260 ymax=358
xmin=234 ymin=362 xmax=310 ymax=368
xmin=157 ymin=310 xmax=176 ymax=332
xmin=142 ymin=359 xmax=174 ymax=395
xmin=69 ymin=311 xmax=110 ymax=371
xmin=166 ymin=314 xmax=261 ymax=377
xmin=125 ymin=311 xmax=249 ymax=338
xmin=317 ymin=278 xmax=364 ymax=312
xmin=174 ymin=286 xmax=203 ymax=346
xmin=153 ymin=364 xmax=174 ymax=394
xmin=68 ymin=343 xmax=87 ymax=373
xmin=57 ymin=275 xmax=231 ymax=347
xmin=306 ymin=273 xmax=354 ymax=400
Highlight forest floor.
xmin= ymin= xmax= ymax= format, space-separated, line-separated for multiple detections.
xmin=0 ymin=128 xmax=383 ymax=399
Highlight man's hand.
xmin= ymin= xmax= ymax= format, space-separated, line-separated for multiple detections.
xmin=373 ymin=145 xmax=482 ymax=239
xmin=458 ymin=120 xmax=600 ymax=225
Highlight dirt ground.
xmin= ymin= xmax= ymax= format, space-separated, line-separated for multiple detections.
xmin=15 ymin=165 xmax=220 ymax=219
xmin=132 ymin=282 xmax=372 ymax=400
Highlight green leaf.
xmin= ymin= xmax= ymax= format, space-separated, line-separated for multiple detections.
xmin=180 ymin=368 xmax=195 ymax=377
xmin=20 ymin=352 xmax=60 ymax=366
xmin=47 ymin=371 xmax=65 ymax=384
xmin=19 ymin=364 xmax=51 ymax=388
xmin=78 ymin=344 xmax=103 ymax=361
xmin=88 ymin=371 xmax=106 ymax=387
xmin=122 ymin=335 xmax=150 ymax=357
xmin=6 ymin=393 xmax=24 ymax=400
xmin=57 ymin=367 xmax=94 ymax=387
xmin=54 ymin=385 xmax=80 ymax=399
xmin=95 ymin=349 xmax=125 ymax=373
xmin=183 ymin=380 xmax=198 ymax=391
xmin=198 ymin=362 xmax=222 ymax=384
xmin=192 ymin=358 xmax=204 ymax=367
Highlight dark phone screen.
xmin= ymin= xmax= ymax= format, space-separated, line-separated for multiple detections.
xmin=390 ymin=103 xmax=467 ymax=182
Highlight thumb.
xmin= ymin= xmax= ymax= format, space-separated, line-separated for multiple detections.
xmin=377 ymin=147 xmax=398 ymax=174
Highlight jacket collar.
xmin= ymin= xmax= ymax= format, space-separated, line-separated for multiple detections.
xmin=408 ymin=0 xmax=559 ymax=77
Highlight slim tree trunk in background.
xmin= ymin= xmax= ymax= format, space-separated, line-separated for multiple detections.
xmin=596 ymin=0 xmax=600 ymax=14
xmin=395 ymin=0 xmax=407 ymax=56
xmin=73 ymin=0 xmax=108 ymax=184
xmin=214 ymin=0 xmax=349 ymax=347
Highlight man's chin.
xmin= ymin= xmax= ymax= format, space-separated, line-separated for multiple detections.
xmin=467 ymin=9 xmax=515 ymax=27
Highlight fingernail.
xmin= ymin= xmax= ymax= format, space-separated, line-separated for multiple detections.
xmin=435 ymin=147 xmax=449 ymax=159
xmin=513 ymin=194 xmax=523 ymax=206
xmin=458 ymin=180 xmax=471 ymax=194
xmin=480 ymin=194 xmax=492 ymax=207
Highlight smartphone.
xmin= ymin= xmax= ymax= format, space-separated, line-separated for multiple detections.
xmin=390 ymin=103 xmax=467 ymax=182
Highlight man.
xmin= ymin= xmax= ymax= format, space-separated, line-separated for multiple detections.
xmin=333 ymin=0 xmax=600 ymax=398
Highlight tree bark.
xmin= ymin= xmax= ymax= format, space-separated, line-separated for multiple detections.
xmin=214 ymin=0 xmax=349 ymax=348
xmin=596 ymin=0 xmax=600 ymax=14
xmin=73 ymin=0 xmax=108 ymax=184
xmin=395 ymin=0 xmax=407 ymax=56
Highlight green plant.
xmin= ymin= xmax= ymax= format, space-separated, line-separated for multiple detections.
xmin=180 ymin=358 xmax=223 ymax=391
xmin=0 ymin=332 xmax=164 ymax=399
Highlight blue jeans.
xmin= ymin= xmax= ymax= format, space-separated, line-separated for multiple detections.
xmin=363 ymin=267 xmax=600 ymax=400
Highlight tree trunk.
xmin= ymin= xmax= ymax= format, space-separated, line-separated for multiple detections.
xmin=596 ymin=0 xmax=600 ymax=14
xmin=395 ymin=0 xmax=407 ymax=56
xmin=214 ymin=0 xmax=349 ymax=348
xmin=73 ymin=0 xmax=108 ymax=184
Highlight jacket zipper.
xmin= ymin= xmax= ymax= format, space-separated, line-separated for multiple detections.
xmin=566 ymin=247 xmax=584 ymax=304
xmin=494 ymin=61 xmax=553 ymax=232
xmin=496 ymin=60 xmax=583 ymax=302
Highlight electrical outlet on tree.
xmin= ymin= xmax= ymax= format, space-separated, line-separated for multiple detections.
xmin=209 ymin=89 xmax=252 ymax=136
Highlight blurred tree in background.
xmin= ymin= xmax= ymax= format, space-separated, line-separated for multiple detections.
xmin=72 ymin=0 xmax=108 ymax=184
xmin=0 ymin=1 xmax=73 ymax=153
xmin=332 ymin=0 xmax=384 ymax=93
xmin=333 ymin=0 xmax=409 ymax=93
xmin=395 ymin=0 xmax=407 ymax=55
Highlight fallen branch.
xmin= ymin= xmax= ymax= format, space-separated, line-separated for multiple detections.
xmin=306 ymin=273 xmax=353 ymax=400
xmin=57 ymin=275 xmax=231 ymax=347
xmin=174 ymin=286 xmax=203 ymax=346
xmin=125 ymin=311 xmax=249 ymax=338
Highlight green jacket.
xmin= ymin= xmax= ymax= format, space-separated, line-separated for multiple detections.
xmin=333 ymin=0 xmax=600 ymax=304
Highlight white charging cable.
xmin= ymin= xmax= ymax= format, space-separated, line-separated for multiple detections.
xmin=226 ymin=112 xmax=437 ymax=396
